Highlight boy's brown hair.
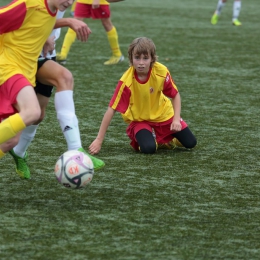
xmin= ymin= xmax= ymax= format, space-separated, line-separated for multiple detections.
xmin=128 ymin=37 xmax=158 ymax=67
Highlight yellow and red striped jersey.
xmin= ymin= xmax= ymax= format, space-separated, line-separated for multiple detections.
xmin=109 ymin=62 xmax=179 ymax=124
xmin=0 ymin=0 xmax=57 ymax=86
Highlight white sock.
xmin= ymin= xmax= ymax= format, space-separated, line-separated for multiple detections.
xmin=216 ymin=0 xmax=226 ymax=15
xmin=55 ymin=90 xmax=82 ymax=150
xmin=13 ymin=125 xmax=39 ymax=158
xmin=233 ymin=0 xmax=241 ymax=20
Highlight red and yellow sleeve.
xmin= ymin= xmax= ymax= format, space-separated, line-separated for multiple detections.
xmin=0 ymin=0 xmax=27 ymax=34
xmin=162 ymin=72 xmax=178 ymax=98
xmin=109 ymin=81 xmax=131 ymax=113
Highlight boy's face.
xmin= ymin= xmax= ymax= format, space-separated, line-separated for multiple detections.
xmin=49 ymin=0 xmax=74 ymax=11
xmin=132 ymin=53 xmax=152 ymax=75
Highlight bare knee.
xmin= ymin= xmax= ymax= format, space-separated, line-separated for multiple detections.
xmin=16 ymin=86 xmax=41 ymax=125
xmin=55 ymin=69 xmax=74 ymax=91
xmin=33 ymin=109 xmax=46 ymax=125
xmin=28 ymin=107 xmax=41 ymax=125
xmin=20 ymin=106 xmax=41 ymax=126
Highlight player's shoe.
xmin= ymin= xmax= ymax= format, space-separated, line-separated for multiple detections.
xmin=158 ymin=138 xmax=184 ymax=150
xmin=232 ymin=19 xmax=242 ymax=26
xmin=104 ymin=55 xmax=124 ymax=65
xmin=78 ymin=148 xmax=105 ymax=171
xmin=211 ymin=13 xmax=219 ymax=25
xmin=157 ymin=138 xmax=177 ymax=150
xmin=9 ymin=149 xmax=30 ymax=179
xmin=56 ymin=53 xmax=67 ymax=65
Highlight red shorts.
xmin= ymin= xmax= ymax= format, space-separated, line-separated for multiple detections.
xmin=0 ymin=74 xmax=32 ymax=121
xmin=74 ymin=3 xmax=110 ymax=19
xmin=126 ymin=117 xmax=188 ymax=150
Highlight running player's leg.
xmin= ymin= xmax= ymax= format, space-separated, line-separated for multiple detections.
xmin=211 ymin=0 xmax=227 ymax=25
xmin=13 ymin=90 xmax=52 ymax=158
xmin=36 ymin=59 xmax=105 ymax=170
xmin=232 ymin=0 xmax=242 ymax=25
xmin=0 ymin=76 xmax=41 ymax=146
xmin=9 ymin=93 xmax=50 ymax=179
xmin=16 ymin=87 xmax=41 ymax=126
xmin=97 ymin=5 xmax=123 ymax=65
xmin=57 ymin=2 xmax=90 ymax=63
xmin=36 ymin=60 xmax=82 ymax=150
xmin=9 ymin=58 xmax=53 ymax=178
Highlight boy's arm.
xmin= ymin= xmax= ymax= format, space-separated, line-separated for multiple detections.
xmin=89 ymin=107 xmax=116 ymax=155
xmin=54 ymin=18 xmax=91 ymax=42
xmin=170 ymin=92 xmax=182 ymax=132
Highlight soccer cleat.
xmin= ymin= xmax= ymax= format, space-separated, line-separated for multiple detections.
xmin=104 ymin=55 xmax=124 ymax=65
xmin=56 ymin=53 xmax=67 ymax=65
xmin=78 ymin=148 xmax=105 ymax=171
xmin=232 ymin=19 xmax=242 ymax=26
xmin=211 ymin=13 xmax=219 ymax=25
xmin=157 ymin=138 xmax=184 ymax=150
xmin=9 ymin=149 xmax=31 ymax=179
xmin=157 ymin=139 xmax=177 ymax=150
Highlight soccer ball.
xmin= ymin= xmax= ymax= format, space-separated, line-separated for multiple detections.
xmin=54 ymin=150 xmax=94 ymax=189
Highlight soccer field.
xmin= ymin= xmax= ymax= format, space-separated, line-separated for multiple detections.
xmin=1 ymin=0 xmax=260 ymax=259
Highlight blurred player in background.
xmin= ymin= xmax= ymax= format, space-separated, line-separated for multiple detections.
xmin=70 ymin=0 xmax=77 ymax=16
xmin=89 ymin=37 xmax=197 ymax=155
xmin=57 ymin=0 xmax=124 ymax=65
xmin=211 ymin=0 xmax=242 ymax=26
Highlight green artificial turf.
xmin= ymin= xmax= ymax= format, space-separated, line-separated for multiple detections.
xmin=1 ymin=0 xmax=260 ymax=259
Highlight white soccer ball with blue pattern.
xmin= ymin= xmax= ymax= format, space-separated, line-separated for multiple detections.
xmin=54 ymin=150 xmax=94 ymax=189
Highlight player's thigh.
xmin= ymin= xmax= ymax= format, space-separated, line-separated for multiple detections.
xmin=126 ymin=121 xmax=152 ymax=140
xmin=36 ymin=60 xmax=73 ymax=91
xmin=15 ymin=86 xmax=39 ymax=111
xmin=15 ymin=86 xmax=41 ymax=125
xmin=0 ymin=75 xmax=34 ymax=120
xmin=101 ymin=18 xmax=113 ymax=32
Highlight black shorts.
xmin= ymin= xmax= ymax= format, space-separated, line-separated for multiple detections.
xmin=35 ymin=56 xmax=56 ymax=98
